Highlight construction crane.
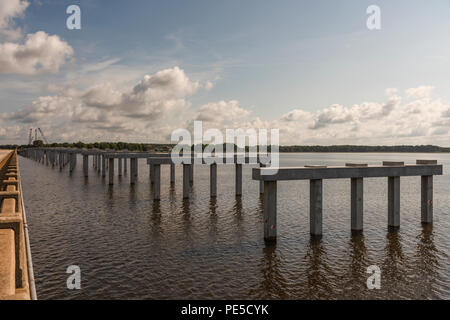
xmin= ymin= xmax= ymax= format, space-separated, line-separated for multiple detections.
xmin=28 ymin=127 xmax=50 ymax=145
xmin=38 ymin=128 xmax=49 ymax=145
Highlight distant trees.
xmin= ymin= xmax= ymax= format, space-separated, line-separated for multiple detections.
xmin=2 ymin=142 xmax=450 ymax=153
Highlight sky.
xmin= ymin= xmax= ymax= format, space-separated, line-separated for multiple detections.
xmin=1 ymin=0 xmax=450 ymax=145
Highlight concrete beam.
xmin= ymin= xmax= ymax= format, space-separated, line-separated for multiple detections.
xmin=253 ymin=164 xmax=443 ymax=181
xmin=421 ymin=175 xmax=433 ymax=223
xmin=310 ymin=179 xmax=323 ymax=237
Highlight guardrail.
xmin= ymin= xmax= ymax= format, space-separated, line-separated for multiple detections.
xmin=0 ymin=150 xmax=36 ymax=300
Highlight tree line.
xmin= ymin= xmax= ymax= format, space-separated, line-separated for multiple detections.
xmin=1 ymin=142 xmax=449 ymax=153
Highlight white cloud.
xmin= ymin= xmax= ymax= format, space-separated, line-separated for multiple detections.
xmin=0 ymin=0 xmax=29 ymax=41
xmin=405 ymin=85 xmax=434 ymax=99
xmin=0 ymin=0 xmax=74 ymax=75
xmin=0 ymin=31 xmax=73 ymax=75
xmin=0 ymin=65 xmax=449 ymax=147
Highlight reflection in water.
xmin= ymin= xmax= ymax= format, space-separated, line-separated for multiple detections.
xmin=381 ymin=231 xmax=405 ymax=296
xmin=257 ymin=245 xmax=288 ymax=299
xmin=303 ymin=240 xmax=335 ymax=299
xmin=341 ymin=235 xmax=368 ymax=298
xmin=412 ymin=224 xmax=440 ymax=298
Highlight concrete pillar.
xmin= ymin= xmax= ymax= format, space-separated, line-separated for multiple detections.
xmin=124 ymin=158 xmax=127 ymax=173
xmin=69 ymin=153 xmax=76 ymax=173
xmin=351 ymin=178 xmax=363 ymax=234
xmin=83 ymin=155 xmax=89 ymax=177
xmin=135 ymin=158 xmax=139 ymax=178
xmin=259 ymin=163 xmax=265 ymax=194
xmin=421 ymin=175 xmax=433 ymax=223
xmin=109 ymin=158 xmax=114 ymax=185
xmin=264 ymin=181 xmax=277 ymax=242
xmin=118 ymin=158 xmax=122 ymax=176
xmin=235 ymin=163 xmax=242 ymax=196
xmin=189 ymin=164 xmax=194 ymax=183
xmin=388 ymin=176 xmax=400 ymax=230
xmin=210 ymin=163 xmax=217 ymax=197
xmin=310 ymin=179 xmax=323 ymax=237
xmin=149 ymin=164 xmax=154 ymax=184
xmin=183 ymin=164 xmax=190 ymax=199
xmin=153 ymin=164 xmax=161 ymax=200
xmin=170 ymin=163 xmax=175 ymax=184
xmin=101 ymin=155 xmax=106 ymax=177
xmin=130 ymin=158 xmax=136 ymax=184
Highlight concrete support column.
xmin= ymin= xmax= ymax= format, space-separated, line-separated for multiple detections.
xmin=388 ymin=176 xmax=400 ymax=230
xmin=135 ymin=159 xmax=139 ymax=178
xmin=101 ymin=155 xmax=106 ymax=177
xmin=351 ymin=178 xmax=363 ymax=234
xmin=149 ymin=164 xmax=154 ymax=184
xmin=259 ymin=163 xmax=266 ymax=194
xmin=153 ymin=164 xmax=161 ymax=200
xmin=235 ymin=163 xmax=242 ymax=196
xmin=69 ymin=153 xmax=76 ymax=173
xmin=83 ymin=155 xmax=89 ymax=177
xmin=210 ymin=163 xmax=217 ymax=197
xmin=310 ymin=179 xmax=323 ymax=237
xmin=97 ymin=155 xmax=101 ymax=172
xmin=183 ymin=164 xmax=190 ymax=199
xmin=264 ymin=181 xmax=277 ymax=242
xmin=109 ymin=158 xmax=114 ymax=185
xmin=130 ymin=158 xmax=137 ymax=184
xmin=124 ymin=158 xmax=127 ymax=173
xmin=421 ymin=175 xmax=433 ymax=224
xmin=118 ymin=158 xmax=122 ymax=176
xmin=189 ymin=164 xmax=194 ymax=183
xmin=170 ymin=163 xmax=175 ymax=184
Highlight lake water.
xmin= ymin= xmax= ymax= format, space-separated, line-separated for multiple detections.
xmin=19 ymin=153 xmax=450 ymax=299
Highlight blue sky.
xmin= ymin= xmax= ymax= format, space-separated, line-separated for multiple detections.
xmin=1 ymin=0 xmax=450 ymax=144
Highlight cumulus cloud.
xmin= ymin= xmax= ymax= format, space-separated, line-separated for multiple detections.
xmin=0 ymin=0 xmax=28 ymax=41
xmin=405 ymin=85 xmax=434 ymax=99
xmin=0 ymin=31 xmax=73 ymax=75
xmin=0 ymin=0 xmax=74 ymax=75
xmin=195 ymin=100 xmax=250 ymax=125
xmin=1 ymin=75 xmax=449 ymax=146
xmin=0 ymin=67 xmax=200 ymax=143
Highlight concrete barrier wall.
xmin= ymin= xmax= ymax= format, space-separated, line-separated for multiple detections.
xmin=0 ymin=150 xmax=33 ymax=300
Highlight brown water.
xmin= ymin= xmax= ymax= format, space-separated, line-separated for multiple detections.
xmin=20 ymin=153 xmax=450 ymax=299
